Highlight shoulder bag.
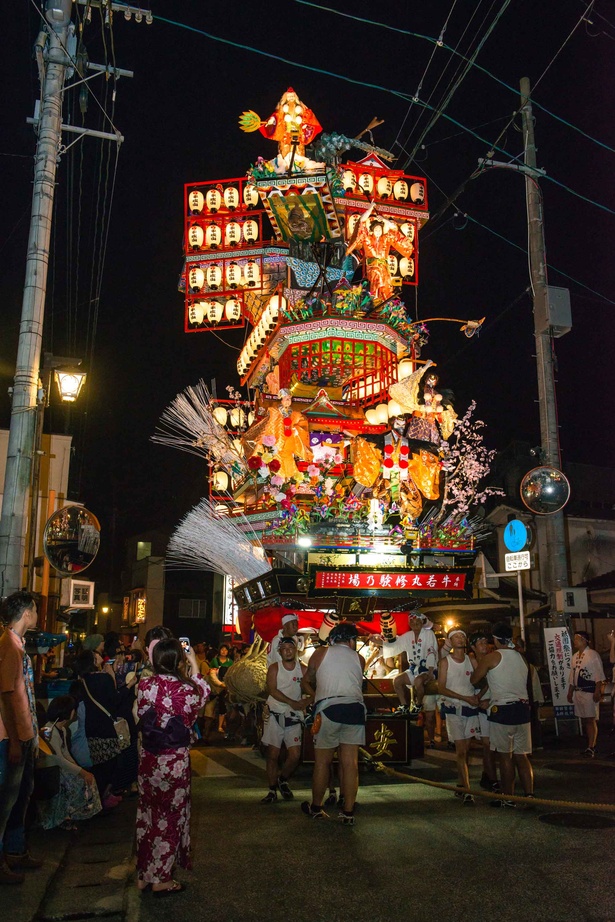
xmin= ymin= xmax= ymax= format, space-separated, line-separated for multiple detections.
xmin=82 ymin=678 xmax=131 ymax=751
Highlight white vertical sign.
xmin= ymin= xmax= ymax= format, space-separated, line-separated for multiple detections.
xmin=222 ymin=575 xmax=237 ymax=632
xmin=543 ymin=626 xmax=574 ymax=718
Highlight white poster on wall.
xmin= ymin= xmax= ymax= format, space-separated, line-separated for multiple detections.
xmin=543 ymin=626 xmax=575 ymax=718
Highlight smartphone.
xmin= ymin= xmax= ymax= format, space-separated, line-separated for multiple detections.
xmin=179 ymin=637 xmax=191 ymax=653
xmin=107 ymin=658 xmax=116 ymax=665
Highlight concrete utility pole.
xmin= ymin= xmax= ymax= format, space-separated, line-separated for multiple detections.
xmin=0 ymin=0 xmax=73 ymax=598
xmin=519 ymin=76 xmax=569 ymax=618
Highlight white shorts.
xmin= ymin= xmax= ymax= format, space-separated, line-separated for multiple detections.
xmin=445 ymin=712 xmax=481 ymax=742
xmin=489 ymin=721 xmax=532 ymax=755
xmin=478 ymin=709 xmax=490 ymax=738
xmin=423 ymin=694 xmax=437 ymax=713
xmin=572 ymin=690 xmax=600 ymax=719
xmin=313 ymin=710 xmax=366 ymax=750
xmin=261 ymin=712 xmax=303 ymax=750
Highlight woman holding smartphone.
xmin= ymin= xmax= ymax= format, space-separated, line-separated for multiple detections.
xmin=135 ymin=638 xmax=209 ymax=896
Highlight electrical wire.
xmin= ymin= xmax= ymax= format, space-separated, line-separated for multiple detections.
xmin=292 ymin=0 xmax=615 ymax=155
xmin=391 ymin=0 xmax=459 ymax=153
xmin=402 ymin=0 xmax=513 ymax=167
xmin=398 ymin=0 xmax=485 ymax=161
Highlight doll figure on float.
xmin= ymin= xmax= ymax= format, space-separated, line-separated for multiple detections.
xmin=345 ymin=203 xmax=415 ymax=303
xmin=241 ymin=388 xmax=312 ymax=481
xmin=239 ymin=88 xmax=325 ymax=174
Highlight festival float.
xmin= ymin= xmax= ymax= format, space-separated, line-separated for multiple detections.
xmin=153 ymin=89 xmax=498 ymax=762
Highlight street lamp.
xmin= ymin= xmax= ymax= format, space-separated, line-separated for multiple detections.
xmin=26 ymin=353 xmax=87 ymax=591
xmin=54 ymin=368 xmax=87 ymax=403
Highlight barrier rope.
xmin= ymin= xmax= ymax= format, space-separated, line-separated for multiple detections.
xmin=359 ymin=752 xmax=615 ymax=814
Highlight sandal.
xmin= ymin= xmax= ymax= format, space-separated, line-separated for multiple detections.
xmin=153 ymin=880 xmax=185 ymax=897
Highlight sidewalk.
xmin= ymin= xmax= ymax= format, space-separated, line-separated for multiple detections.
xmin=4 ymin=797 xmax=137 ymax=922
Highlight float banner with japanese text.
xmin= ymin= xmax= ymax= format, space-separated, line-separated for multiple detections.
xmin=543 ymin=626 xmax=574 ymax=718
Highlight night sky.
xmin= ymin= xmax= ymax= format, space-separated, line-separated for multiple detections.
xmin=2 ymin=1 xmax=614 ymax=593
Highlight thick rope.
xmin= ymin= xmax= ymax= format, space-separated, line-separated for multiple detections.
xmin=360 ymin=755 xmax=615 ymax=814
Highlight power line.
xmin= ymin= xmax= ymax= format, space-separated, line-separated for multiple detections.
xmin=292 ymin=0 xmax=615 ymax=156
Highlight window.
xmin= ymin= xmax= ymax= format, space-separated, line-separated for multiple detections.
xmin=179 ymin=598 xmax=207 ymax=620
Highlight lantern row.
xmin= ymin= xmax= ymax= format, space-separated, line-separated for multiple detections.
xmin=237 ymin=295 xmax=286 ymax=378
xmin=186 ymin=179 xmax=261 ymax=216
xmin=186 ymin=215 xmax=263 ymax=251
xmin=187 ymin=296 xmax=244 ymax=330
xmin=340 ymin=165 xmax=427 ymax=209
xmin=187 ymin=258 xmax=262 ymax=294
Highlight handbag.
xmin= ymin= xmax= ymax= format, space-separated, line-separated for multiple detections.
xmin=81 ymin=678 xmax=131 ymax=751
xmin=34 ymin=734 xmax=61 ymax=800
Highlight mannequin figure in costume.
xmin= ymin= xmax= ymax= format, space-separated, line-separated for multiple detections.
xmin=242 ymin=389 xmax=312 ymax=481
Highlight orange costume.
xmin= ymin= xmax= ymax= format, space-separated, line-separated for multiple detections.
xmin=242 ymin=391 xmax=312 ymax=481
xmin=259 ymin=88 xmax=322 ymax=158
xmin=346 ymin=207 xmax=415 ymax=303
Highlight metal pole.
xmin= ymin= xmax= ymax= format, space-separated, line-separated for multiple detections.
xmin=0 ymin=1 xmax=72 ymax=597
xmin=520 ymin=77 xmax=568 ymax=620
xmin=517 ymin=569 xmax=525 ymax=641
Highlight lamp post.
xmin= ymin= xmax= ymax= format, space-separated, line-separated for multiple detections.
xmin=26 ymin=353 xmax=86 ymax=592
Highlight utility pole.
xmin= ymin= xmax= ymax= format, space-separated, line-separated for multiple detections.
xmin=0 ymin=0 xmax=73 ymax=598
xmin=0 ymin=0 xmax=138 ymax=598
xmin=519 ymin=76 xmax=568 ymax=620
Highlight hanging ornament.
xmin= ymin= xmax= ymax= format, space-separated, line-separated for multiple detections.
xmin=188 ymin=302 xmax=205 ymax=324
xmin=225 ymin=220 xmax=242 ymax=247
xmin=225 ymin=261 xmax=243 ymax=289
xmin=377 ymin=176 xmax=392 ymax=199
xmin=243 ymin=219 xmax=259 ymax=243
xmin=243 ymin=259 xmax=261 ymax=288
xmin=342 ymin=169 xmax=357 ymax=193
xmin=225 ymin=297 xmax=242 ymax=322
xmin=206 ymin=300 xmax=224 ymax=324
xmin=243 ymin=183 xmax=259 ymax=208
xmin=399 ymin=257 xmax=415 ymax=278
xmin=205 ymin=222 xmax=222 ymax=249
xmin=393 ymin=179 xmax=408 ymax=201
xmin=206 ymin=264 xmax=223 ymax=290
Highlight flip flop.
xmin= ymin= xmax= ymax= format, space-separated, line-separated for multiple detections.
xmin=153 ymin=880 xmax=185 ymax=897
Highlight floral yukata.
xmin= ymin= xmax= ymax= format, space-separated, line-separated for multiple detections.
xmin=135 ymin=674 xmax=209 ymax=885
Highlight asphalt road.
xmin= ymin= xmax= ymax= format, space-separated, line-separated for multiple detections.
xmin=5 ymin=730 xmax=615 ymax=922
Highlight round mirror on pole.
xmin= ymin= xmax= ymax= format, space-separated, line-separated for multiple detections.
xmin=43 ymin=505 xmax=101 ymax=576
xmin=520 ymin=466 xmax=571 ymax=515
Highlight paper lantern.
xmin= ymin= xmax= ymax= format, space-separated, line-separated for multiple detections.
xmin=410 ymin=182 xmax=425 ymax=204
xmin=393 ymin=179 xmax=409 ymax=201
xmin=375 ymin=403 xmax=390 ymax=425
xmin=205 ymin=188 xmax=222 ymax=213
xmin=188 ymin=224 xmax=204 ymax=250
xmin=377 ymin=176 xmax=392 ymax=199
xmin=225 ymin=297 xmax=242 ymax=322
xmin=346 ymin=213 xmax=361 ymax=239
xmin=206 ymin=264 xmax=222 ymax=290
xmin=188 ymin=302 xmax=205 ymax=324
xmin=188 ymin=267 xmax=205 ymax=292
xmin=223 ymin=186 xmax=239 ymax=211
xmin=387 ymin=255 xmax=398 ymax=276
xmin=342 ymin=169 xmax=357 ymax=193
xmin=268 ymin=294 xmax=286 ymax=320
xmin=243 ymin=184 xmax=259 ymax=208
xmin=364 ymin=408 xmax=380 ymax=425
xmin=225 ymin=221 xmax=242 ymax=247
xmin=243 ymin=259 xmax=261 ymax=288
xmin=399 ymin=221 xmax=415 ymax=241
xmin=225 ymin=261 xmax=242 ymax=289
xmin=212 ymin=406 xmax=228 ymax=426
xmin=388 ymin=399 xmax=403 ymax=418
xmin=229 ymin=407 xmax=246 ymax=428
xmin=358 ymin=172 xmax=374 ymax=195
xmin=243 ymin=219 xmax=259 ymax=243
xmin=397 ymin=357 xmax=414 ymax=379
xmin=207 ymin=300 xmax=224 ymax=324
xmin=399 ymin=257 xmax=415 ymax=278
xmin=188 ymin=190 xmax=204 ymax=214
xmin=205 ymin=222 xmax=222 ymax=249
xmin=212 ymin=470 xmax=229 ymax=492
